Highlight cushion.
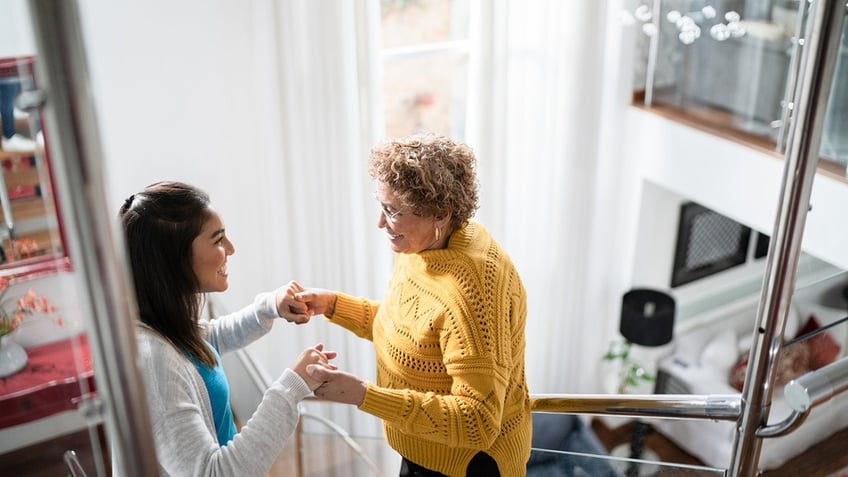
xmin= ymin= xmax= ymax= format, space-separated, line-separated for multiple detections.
xmin=728 ymin=315 xmax=840 ymax=391
xmin=797 ymin=315 xmax=842 ymax=368
xmin=700 ymin=329 xmax=738 ymax=375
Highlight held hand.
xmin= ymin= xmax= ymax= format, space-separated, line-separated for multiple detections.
xmin=290 ymin=343 xmax=338 ymax=391
xmin=306 ymin=364 xmax=367 ymax=406
xmin=278 ymin=281 xmax=338 ymax=323
xmin=277 ymin=281 xmax=309 ymax=324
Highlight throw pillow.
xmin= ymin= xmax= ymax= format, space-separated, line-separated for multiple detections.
xmin=796 ymin=315 xmax=841 ymax=369
xmin=700 ymin=329 xmax=738 ymax=375
xmin=728 ymin=315 xmax=840 ymax=391
xmin=729 ymin=342 xmax=810 ymax=391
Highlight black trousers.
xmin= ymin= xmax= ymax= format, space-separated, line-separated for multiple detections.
xmin=399 ymin=451 xmax=500 ymax=477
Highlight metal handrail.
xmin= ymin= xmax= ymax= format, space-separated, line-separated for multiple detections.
xmin=27 ymin=1 xmax=159 ymax=475
xmin=63 ymin=450 xmax=88 ymax=477
xmin=728 ymin=1 xmax=847 ymax=475
xmin=533 ymin=354 xmax=848 ymax=437
xmin=784 ymin=354 xmax=848 ymax=413
xmin=530 ymin=393 xmax=741 ymax=421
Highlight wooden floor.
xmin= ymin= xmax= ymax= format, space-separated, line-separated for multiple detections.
xmin=0 ymin=427 xmax=110 ymax=477
xmin=591 ymin=418 xmax=848 ymax=477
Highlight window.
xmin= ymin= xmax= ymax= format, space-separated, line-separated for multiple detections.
xmin=379 ymin=0 xmax=471 ymax=139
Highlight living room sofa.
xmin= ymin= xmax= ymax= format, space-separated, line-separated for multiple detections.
xmin=652 ymin=272 xmax=848 ymax=470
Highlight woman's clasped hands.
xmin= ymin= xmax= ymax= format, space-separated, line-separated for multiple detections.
xmin=278 ymin=280 xmax=337 ymax=323
xmin=291 ymin=343 xmax=338 ymax=391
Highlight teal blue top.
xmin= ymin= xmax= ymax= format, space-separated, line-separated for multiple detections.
xmin=186 ymin=342 xmax=237 ymax=446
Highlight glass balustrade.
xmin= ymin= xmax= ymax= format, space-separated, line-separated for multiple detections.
xmin=269 ymin=409 xmax=731 ymax=477
xmin=268 ymin=402 xmax=725 ymax=477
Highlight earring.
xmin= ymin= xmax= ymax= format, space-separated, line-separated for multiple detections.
xmin=435 ymin=226 xmax=441 ymax=242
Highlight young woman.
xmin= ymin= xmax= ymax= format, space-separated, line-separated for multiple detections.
xmin=120 ymin=180 xmax=335 ymax=476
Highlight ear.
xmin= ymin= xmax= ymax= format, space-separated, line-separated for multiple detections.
xmin=434 ymin=208 xmax=453 ymax=228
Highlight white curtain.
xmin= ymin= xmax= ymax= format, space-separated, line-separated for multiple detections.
xmin=466 ymin=0 xmax=642 ymax=394
xmin=241 ymin=0 xmax=392 ymax=438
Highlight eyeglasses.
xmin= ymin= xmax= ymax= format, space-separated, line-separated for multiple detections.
xmin=374 ymin=192 xmax=409 ymax=224
xmin=380 ymin=204 xmax=406 ymax=223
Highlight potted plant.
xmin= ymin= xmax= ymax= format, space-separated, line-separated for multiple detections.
xmin=603 ymin=339 xmax=656 ymax=394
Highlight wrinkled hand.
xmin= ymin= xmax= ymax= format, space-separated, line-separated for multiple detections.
xmin=290 ymin=343 xmax=337 ymax=391
xmin=306 ymin=365 xmax=367 ymax=406
xmin=278 ymin=280 xmax=338 ymax=323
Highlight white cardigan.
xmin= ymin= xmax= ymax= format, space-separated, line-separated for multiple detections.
xmin=133 ymin=291 xmax=312 ymax=477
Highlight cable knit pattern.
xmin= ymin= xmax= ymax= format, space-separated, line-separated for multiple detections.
xmin=329 ymin=222 xmax=531 ymax=476
xmin=134 ymin=291 xmax=313 ymax=477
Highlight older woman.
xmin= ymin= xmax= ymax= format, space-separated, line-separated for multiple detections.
xmin=282 ymin=133 xmax=531 ymax=477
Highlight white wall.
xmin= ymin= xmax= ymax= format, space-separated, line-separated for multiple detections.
xmin=77 ymin=0 xmax=277 ymax=309
xmin=626 ymin=107 xmax=848 ymax=274
xmin=628 ymin=108 xmax=784 ymax=236
xmin=625 ymin=106 xmax=848 ymax=326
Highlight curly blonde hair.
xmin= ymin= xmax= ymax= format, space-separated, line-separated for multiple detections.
xmin=368 ymin=133 xmax=479 ymax=232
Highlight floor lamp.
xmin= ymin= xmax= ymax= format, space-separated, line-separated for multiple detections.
xmin=614 ymin=288 xmax=676 ymax=477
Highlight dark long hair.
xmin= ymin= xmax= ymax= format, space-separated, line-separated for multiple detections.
xmin=119 ymin=181 xmax=216 ymax=366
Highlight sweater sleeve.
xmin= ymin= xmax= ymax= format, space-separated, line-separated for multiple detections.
xmin=141 ymin=327 xmax=312 ymax=477
xmin=325 ymin=292 xmax=380 ymax=341
xmin=203 ymin=291 xmax=279 ymax=353
xmin=206 ymin=369 xmax=312 ymax=474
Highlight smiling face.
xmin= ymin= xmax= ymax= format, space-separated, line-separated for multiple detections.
xmin=375 ymin=181 xmax=450 ymax=254
xmin=191 ymin=208 xmax=235 ymax=293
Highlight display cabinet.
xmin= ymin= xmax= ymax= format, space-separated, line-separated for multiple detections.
xmin=0 ymin=55 xmax=69 ymax=279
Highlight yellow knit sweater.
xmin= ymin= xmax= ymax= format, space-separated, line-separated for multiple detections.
xmin=328 ymin=221 xmax=532 ymax=477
